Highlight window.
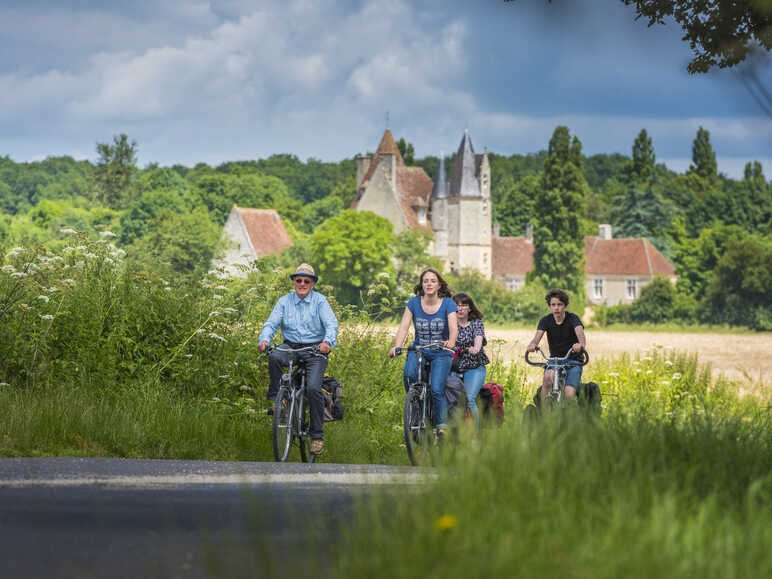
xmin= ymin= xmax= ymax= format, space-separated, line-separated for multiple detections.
xmin=626 ymin=279 xmax=637 ymax=300
xmin=593 ymin=279 xmax=604 ymax=299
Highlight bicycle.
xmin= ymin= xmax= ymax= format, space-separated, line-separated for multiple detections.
xmin=523 ymin=346 xmax=590 ymax=421
xmin=391 ymin=341 xmax=448 ymax=466
xmin=266 ymin=344 xmax=324 ymax=463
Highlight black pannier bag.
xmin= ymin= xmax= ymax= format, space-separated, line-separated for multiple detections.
xmin=321 ymin=376 xmax=344 ymax=422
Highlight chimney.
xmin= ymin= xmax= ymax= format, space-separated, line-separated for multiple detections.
xmin=356 ymin=155 xmax=371 ymax=189
xmin=599 ymin=224 xmax=612 ymax=240
xmin=525 ymin=223 xmax=533 ymax=243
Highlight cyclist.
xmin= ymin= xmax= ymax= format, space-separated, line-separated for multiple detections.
xmin=526 ymin=289 xmax=586 ymax=403
xmin=451 ymin=292 xmax=490 ymax=431
xmin=390 ymin=268 xmax=458 ymax=435
xmin=258 ymin=263 xmax=338 ymax=455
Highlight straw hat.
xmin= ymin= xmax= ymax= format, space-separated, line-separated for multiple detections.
xmin=289 ymin=263 xmax=318 ymax=283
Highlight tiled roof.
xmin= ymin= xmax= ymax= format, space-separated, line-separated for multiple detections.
xmin=492 ymin=235 xmax=676 ymax=277
xmin=358 ymin=129 xmax=405 ymax=191
xmin=492 ymin=236 xmax=534 ymax=276
xmin=585 ymin=237 xmax=675 ymax=276
xmin=397 ymin=167 xmax=434 ymax=232
xmin=236 ymin=207 xmax=292 ymax=257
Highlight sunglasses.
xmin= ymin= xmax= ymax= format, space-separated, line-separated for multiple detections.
xmin=293 ymin=277 xmax=313 ymax=285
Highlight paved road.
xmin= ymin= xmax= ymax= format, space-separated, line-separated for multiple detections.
xmin=0 ymin=458 xmax=423 ymax=578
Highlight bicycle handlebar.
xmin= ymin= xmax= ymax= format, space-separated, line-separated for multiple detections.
xmin=525 ymin=346 xmax=589 ymax=368
xmin=262 ymin=343 xmax=324 ymax=357
xmin=391 ymin=341 xmax=449 ymax=358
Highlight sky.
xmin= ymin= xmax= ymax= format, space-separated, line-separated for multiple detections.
xmin=1 ymin=0 xmax=771 ymax=179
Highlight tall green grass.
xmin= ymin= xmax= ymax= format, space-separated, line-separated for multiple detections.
xmin=334 ymin=387 xmax=772 ymax=578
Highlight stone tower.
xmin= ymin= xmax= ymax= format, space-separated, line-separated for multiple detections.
xmin=430 ymin=155 xmax=449 ymax=262
xmin=445 ymin=130 xmax=492 ymax=278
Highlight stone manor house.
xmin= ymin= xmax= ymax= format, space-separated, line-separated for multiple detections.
xmin=216 ymin=128 xmax=675 ymax=305
xmin=350 ymin=129 xmax=675 ymax=306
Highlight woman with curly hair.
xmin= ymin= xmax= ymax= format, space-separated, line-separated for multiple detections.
xmin=451 ymin=292 xmax=489 ymax=431
xmin=390 ymin=268 xmax=458 ymax=434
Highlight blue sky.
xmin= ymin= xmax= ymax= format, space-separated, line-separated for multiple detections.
xmin=1 ymin=0 xmax=770 ymax=178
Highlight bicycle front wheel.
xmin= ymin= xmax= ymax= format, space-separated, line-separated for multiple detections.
xmin=272 ymin=386 xmax=295 ymax=462
xmin=297 ymin=393 xmax=312 ymax=463
xmin=403 ymin=386 xmax=430 ymax=466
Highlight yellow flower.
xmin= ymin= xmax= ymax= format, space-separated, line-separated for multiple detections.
xmin=435 ymin=514 xmax=458 ymax=531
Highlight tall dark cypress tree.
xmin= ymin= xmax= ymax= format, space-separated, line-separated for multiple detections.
xmin=631 ymin=128 xmax=655 ymax=183
xmin=529 ymin=126 xmax=587 ymax=303
xmin=689 ymin=126 xmax=717 ymax=178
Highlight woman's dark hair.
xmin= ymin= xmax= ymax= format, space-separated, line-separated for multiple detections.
xmin=414 ymin=268 xmax=453 ymax=298
xmin=453 ymin=292 xmax=484 ymax=321
xmin=545 ymin=289 xmax=570 ymax=306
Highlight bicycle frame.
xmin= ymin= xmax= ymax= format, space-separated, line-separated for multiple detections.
xmin=267 ymin=344 xmax=320 ymax=463
xmin=392 ymin=341 xmax=447 ymax=466
xmin=525 ymin=346 xmax=589 ymax=405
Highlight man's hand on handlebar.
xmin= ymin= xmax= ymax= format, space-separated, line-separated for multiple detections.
xmin=571 ymin=343 xmax=584 ymax=353
xmin=527 ymin=342 xmax=538 ymax=353
xmin=318 ymin=341 xmax=331 ymax=355
xmin=258 ymin=341 xmax=269 ymax=353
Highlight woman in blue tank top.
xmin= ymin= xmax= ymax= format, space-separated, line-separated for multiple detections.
xmin=390 ymin=268 xmax=458 ymax=432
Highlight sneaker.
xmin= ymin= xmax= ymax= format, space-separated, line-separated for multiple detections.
xmin=310 ymin=438 xmax=324 ymax=455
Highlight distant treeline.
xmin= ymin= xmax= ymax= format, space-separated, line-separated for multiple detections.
xmin=0 ymin=127 xmax=770 ymax=328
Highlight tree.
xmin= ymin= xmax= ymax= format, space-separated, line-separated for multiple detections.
xmin=93 ymin=134 xmax=138 ymax=209
xmin=512 ymin=1 xmax=772 ymax=73
xmin=619 ymin=1 xmax=772 ymax=73
xmin=131 ymin=208 xmax=222 ymax=278
xmin=630 ymin=276 xmax=676 ymax=323
xmin=492 ymin=174 xmax=538 ymax=237
xmin=702 ymin=235 xmax=772 ymax=329
xmin=529 ymin=126 xmax=588 ymax=304
xmin=119 ymin=189 xmax=191 ymax=245
xmin=608 ymin=181 xmax=674 ymax=248
xmin=631 ymin=128 xmax=655 ymax=183
xmin=689 ymin=126 xmax=717 ymax=179
xmin=397 ymin=138 xmax=415 ymax=165
xmin=310 ymin=210 xmax=396 ymax=305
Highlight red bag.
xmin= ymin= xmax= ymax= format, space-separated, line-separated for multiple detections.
xmin=480 ymin=382 xmax=504 ymax=423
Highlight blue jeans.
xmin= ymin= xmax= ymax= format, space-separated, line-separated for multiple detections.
xmin=403 ymin=349 xmax=452 ymax=429
xmin=452 ymin=365 xmax=486 ymax=431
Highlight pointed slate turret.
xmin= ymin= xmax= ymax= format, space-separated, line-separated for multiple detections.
xmin=431 ymin=155 xmax=448 ymax=199
xmin=449 ymin=130 xmax=480 ymax=197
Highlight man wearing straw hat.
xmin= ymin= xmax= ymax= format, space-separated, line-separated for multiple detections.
xmin=258 ymin=263 xmax=338 ymax=455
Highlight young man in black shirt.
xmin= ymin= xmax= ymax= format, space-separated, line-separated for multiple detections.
xmin=526 ymin=289 xmax=587 ymax=402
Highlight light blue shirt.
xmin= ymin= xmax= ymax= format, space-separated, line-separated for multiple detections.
xmin=258 ymin=290 xmax=338 ymax=348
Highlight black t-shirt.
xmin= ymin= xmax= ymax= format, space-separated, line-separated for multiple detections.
xmin=537 ymin=312 xmax=583 ymax=357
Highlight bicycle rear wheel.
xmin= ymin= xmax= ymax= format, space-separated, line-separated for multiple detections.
xmin=403 ymin=386 xmax=430 ymax=466
xmin=272 ymin=386 xmax=295 ymax=462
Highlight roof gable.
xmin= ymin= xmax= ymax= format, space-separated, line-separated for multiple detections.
xmin=585 ymin=237 xmax=675 ymax=276
xmin=235 ymin=207 xmax=292 ymax=257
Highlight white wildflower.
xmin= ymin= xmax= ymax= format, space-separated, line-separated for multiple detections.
xmin=99 ymin=231 xmax=117 ymax=238
xmin=0 ymin=382 xmax=8 ymax=386
xmin=215 ymin=285 xmax=227 ymax=291
xmin=633 ymin=360 xmax=640 ymax=365
xmin=635 ymin=368 xmax=641 ymax=373
xmin=664 ymin=360 xmax=673 ymax=366
xmin=219 ymin=374 xmax=230 ymax=379
xmin=642 ymin=356 xmax=653 ymax=362
xmin=1 ymin=265 xmax=16 ymax=273
xmin=62 ymin=279 xmax=76 ymax=286
xmin=83 ymin=252 xmax=98 ymax=260
xmin=208 ymin=332 xmax=226 ymax=342
xmin=103 ymin=257 xmax=114 ymax=265
xmin=6 ymin=247 xmax=25 ymax=257
xmin=209 ymin=311 xmax=221 ymax=317
xmin=607 ymin=372 xmax=620 ymax=377
xmin=24 ymin=262 xmax=39 ymax=271
xmin=213 ymin=294 xmax=223 ymax=300
xmin=672 ymin=373 xmax=682 ymax=380
xmin=392 ymin=424 xmax=402 ymax=431
xmin=601 ymin=380 xmax=609 ymax=385
xmin=246 ymin=408 xmax=257 ymax=414
xmin=661 ymin=381 xmax=670 ymax=386
xmin=646 ymin=370 xmax=653 ymax=374
xmin=222 ymin=307 xmax=237 ymax=314
xmin=211 ymin=397 xmax=221 ymax=402
xmin=164 ymin=287 xmax=172 ymax=291
xmin=10 ymin=272 xmax=25 ymax=277
xmin=239 ymin=385 xmax=249 ymax=391
xmin=36 ymin=295 xmax=50 ymax=303
xmin=59 ymin=228 xmax=78 ymax=234
xmin=39 ymin=314 xmax=54 ymax=320
xmin=75 ymin=245 xmax=87 ymax=251
xmin=196 ymin=329 xmax=206 ymax=334
xmin=95 ymin=239 xmax=108 ymax=244
xmin=184 ymin=354 xmax=193 ymax=358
